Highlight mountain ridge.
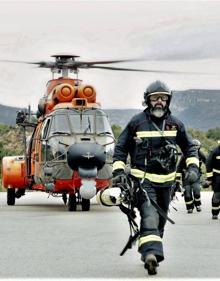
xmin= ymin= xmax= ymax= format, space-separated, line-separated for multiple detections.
xmin=0 ymin=89 xmax=220 ymax=131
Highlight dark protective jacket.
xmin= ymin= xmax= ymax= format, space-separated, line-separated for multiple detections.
xmin=206 ymin=145 xmax=220 ymax=191
xmin=176 ymin=149 xmax=206 ymax=179
xmin=113 ymin=109 xmax=199 ymax=187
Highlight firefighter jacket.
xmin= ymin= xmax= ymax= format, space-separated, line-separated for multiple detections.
xmin=113 ymin=109 xmax=199 ymax=187
xmin=206 ymin=145 xmax=220 ymax=191
xmin=176 ymin=149 xmax=206 ymax=180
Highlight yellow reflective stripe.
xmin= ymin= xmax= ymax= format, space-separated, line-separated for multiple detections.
xmin=186 ymin=157 xmax=199 ymax=167
xmin=194 ymin=198 xmax=201 ymax=202
xmin=112 ymin=161 xmax=126 ymax=171
xmin=212 ymin=206 xmax=220 ymax=210
xmin=138 ymin=235 xmax=162 ymax=247
xmin=216 ymin=156 xmax=220 ymax=159
xmin=136 ymin=131 xmax=177 ymax=138
xmin=176 ymin=173 xmax=182 ymax=178
xmin=131 ymin=168 xmax=176 ymax=183
xmin=206 ymin=172 xmax=213 ymax=177
xmin=185 ymin=200 xmax=194 ymax=205
xmin=213 ymin=168 xmax=220 ymax=174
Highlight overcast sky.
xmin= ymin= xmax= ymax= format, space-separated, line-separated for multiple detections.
xmin=1 ymin=0 xmax=220 ymax=109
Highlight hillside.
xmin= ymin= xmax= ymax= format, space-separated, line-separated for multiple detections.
xmin=0 ymin=89 xmax=220 ymax=130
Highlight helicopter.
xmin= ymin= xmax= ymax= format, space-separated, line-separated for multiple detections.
xmin=1 ymin=53 xmax=201 ymax=211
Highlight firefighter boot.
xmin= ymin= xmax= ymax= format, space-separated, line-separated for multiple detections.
xmin=144 ymin=254 xmax=158 ymax=275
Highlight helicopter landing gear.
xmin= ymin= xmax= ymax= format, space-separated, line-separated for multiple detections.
xmin=68 ymin=194 xmax=77 ymax=211
xmin=81 ymin=198 xmax=90 ymax=211
xmin=7 ymin=188 xmax=15 ymax=205
xmin=15 ymin=188 xmax=25 ymax=199
xmin=62 ymin=193 xmax=67 ymax=205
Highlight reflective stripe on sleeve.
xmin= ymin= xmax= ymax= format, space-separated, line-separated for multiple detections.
xmin=136 ymin=131 xmax=177 ymax=138
xmin=213 ymin=168 xmax=220 ymax=174
xmin=112 ymin=161 xmax=126 ymax=171
xmin=131 ymin=168 xmax=176 ymax=183
xmin=186 ymin=157 xmax=199 ymax=167
xmin=206 ymin=172 xmax=213 ymax=177
xmin=138 ymin=235 xmax=162 ymax=248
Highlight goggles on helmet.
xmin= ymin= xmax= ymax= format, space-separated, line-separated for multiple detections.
xmin=149 ymin=93 xmax=169 ymax=102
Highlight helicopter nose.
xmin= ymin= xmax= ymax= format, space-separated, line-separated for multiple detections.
xmin=67 ymin=142 xmax=106 ymax=174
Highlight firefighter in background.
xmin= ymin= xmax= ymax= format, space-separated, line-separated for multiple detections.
xmin=176 ymin=139 xmax=206 ymax=213
xmin=204 ymin=140 xmax=220 ymax=219
xmin=112 ymin=80 xmax=199 ymax=275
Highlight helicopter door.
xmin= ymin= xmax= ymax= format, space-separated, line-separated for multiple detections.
xmin=33 ymin=119 xmax=51 ymax=184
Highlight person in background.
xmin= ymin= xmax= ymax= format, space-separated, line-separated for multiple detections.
xmin=175 ymin=139 xmax=206 ymax=213
xmin=204 ymin=140 xmax=220 ymax=219
xmin=112 ymin=80 xmax=199 ymax=275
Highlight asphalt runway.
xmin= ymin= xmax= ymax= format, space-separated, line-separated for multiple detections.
xmin=0 ymin=191 xmax=218 ymax=280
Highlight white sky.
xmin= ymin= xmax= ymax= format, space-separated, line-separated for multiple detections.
xmin=0 ymin=0 xmax=220 ymax=109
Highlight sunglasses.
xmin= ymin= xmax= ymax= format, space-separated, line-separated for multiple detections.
xmin=149 ymin=95 xmax=169 ymax=101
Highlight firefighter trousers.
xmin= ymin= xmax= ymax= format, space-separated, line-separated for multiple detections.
xmin=212 ymin=192 xmax=220 ymax=216
xmin=137 ymin=181 xmax=171 ymax=263
xmin=184 ymin=179 xmax=201 ymax=210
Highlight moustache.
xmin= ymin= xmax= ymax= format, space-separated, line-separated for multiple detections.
xmin=154 ymin=103 xmax=164 ymax=108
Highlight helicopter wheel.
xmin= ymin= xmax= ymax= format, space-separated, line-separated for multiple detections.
xmin=68 ymin=194 xmax=77 ymax=211
xmin=62 ymin=193 xmax=67 ymax=205
xmin=81 ymin=198 xmax=90 ymax=211
xmin=7 ymin=188 xmax=15 ymax=205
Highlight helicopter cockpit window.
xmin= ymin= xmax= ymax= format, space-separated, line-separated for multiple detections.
xmin=41 ymin=119 xmax=51 ymax=140
xmin=69 ymin=109 xmax=113 ymax=135
xmin=49 ymin=114 xmax=71 ymax=136
xmin=39 ymin=114 xmax=69 ymax=162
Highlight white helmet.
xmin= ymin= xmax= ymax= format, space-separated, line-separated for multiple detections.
xmin=96 ymin=187 xmax=122 ymax=206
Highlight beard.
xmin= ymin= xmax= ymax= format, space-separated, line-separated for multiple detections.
xmin=150 ymin=105 xmax=166 ymax=118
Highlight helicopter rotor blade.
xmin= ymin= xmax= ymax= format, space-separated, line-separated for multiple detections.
xmin=88 ymin=65 xmax=206 ymax=75
xmin=0 ymin=59 xmax=56 ymax=68
xmin=0 ymin=57 xmax=211 ymax=75
xmin=79 ymin=59 xmax=139 ymax=65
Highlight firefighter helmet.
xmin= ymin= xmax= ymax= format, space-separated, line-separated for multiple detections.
xmin=192 ymin=139 xmax=201 ymax=148
xmin=143 ymin=80 xmax=172 ymax=107
xmin=96 ymin=187 xmax=122 ymax=206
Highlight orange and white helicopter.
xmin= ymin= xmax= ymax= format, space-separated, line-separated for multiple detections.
xmin=1 ymin=53 xmax=194 ymax=211
xmin=1 ymin=54 xmax=155 ymax=211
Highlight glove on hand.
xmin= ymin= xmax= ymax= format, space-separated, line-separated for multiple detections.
xmin=175 ymin=181 xmax=182 ymax=192
xmin=112 ymin=170 xmax=127 ymax=187
xmin=185 ymin=164 xmax=199 ymax=184
xmin=202 ymin=180 xmax=212 ymax=189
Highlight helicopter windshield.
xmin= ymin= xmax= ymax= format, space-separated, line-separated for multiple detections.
xmin=42 ymin=108 xmax=114 ymax=162
xmin=68 ymin=108 xmax=113 ymax=135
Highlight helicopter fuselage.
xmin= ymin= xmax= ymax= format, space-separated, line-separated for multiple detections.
xmin=2 ymin=75 xmax=116 ymax=210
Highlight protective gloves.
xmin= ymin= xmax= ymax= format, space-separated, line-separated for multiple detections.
xmin=185 ymin=164 xmax=199 ymax=184
xmin=112 ymin=169 xmax=127 ymax=187
xmin=202 ymin=179 xmax=212 ymax=189
xmin=175 ymin=181 xmax=182 ymax=192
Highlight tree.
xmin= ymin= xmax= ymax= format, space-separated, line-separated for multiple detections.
xmin=206 ymin=127 xmax=220 ymax=141
xmin=111 ymin=124 xmax=122 ymax=139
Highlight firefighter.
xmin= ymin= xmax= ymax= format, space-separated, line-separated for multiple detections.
xmin=176 ymin=139 xmax=206 ymax=213
xmin=112 ymin=80 xmax=199 ymax=275
xmin=205 ymin=140 xmax=220 ymax=219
